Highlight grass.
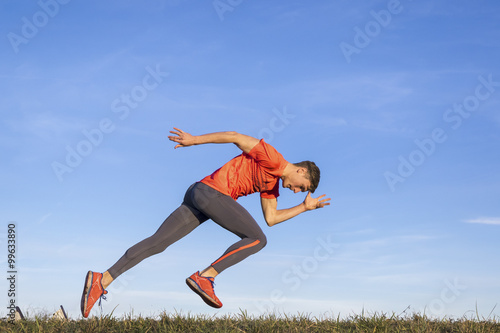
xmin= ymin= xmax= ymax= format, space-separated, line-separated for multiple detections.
xmin=1 ymin=310 xmax=499 ymax=332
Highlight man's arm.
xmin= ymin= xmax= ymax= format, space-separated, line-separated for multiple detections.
xmin=261 ymin=193 xmax=331 ymax=227
xmin=168 ymin=127 xmax=259 ymax=153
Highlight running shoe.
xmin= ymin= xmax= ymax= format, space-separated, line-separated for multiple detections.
xmin=186 ymin=271 xmax=223 ymax=308
xmin=80 ymin=271 xmax=108 ymax=318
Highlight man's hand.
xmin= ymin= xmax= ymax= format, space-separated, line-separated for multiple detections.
xmin=303 ymin=192 xmax=331 ymax=211
xmin=168 ymin=127 xmax=196 ymax=149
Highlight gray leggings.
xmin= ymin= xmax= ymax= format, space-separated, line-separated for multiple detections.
xmin=107 ymin=182 xmax=267 ymax=279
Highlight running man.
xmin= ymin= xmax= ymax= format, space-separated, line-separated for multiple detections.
xmin=81 ymin=128 xmax=330 ymax=317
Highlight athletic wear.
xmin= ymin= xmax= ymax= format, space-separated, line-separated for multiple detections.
xmin=81 ymin=271 xmax=108 ymax=318
xmin=186 ymin=271 xmax=222 ymax=308
xmin=201 ymin=139 xmax=288 ymax=200
xmin=105 ymin=139 xmax=287 ymax=307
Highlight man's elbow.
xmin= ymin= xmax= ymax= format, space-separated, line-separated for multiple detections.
xmin=227 ymin=131 xmax=244 ymax=145
xmin=264 ymin=216 xmax=277 ymax=227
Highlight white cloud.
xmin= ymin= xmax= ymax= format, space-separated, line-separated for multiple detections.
xmin=464 ymin=217 xmax=500 ymax=225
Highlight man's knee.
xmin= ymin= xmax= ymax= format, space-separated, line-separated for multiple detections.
xmin=257 ymin=233 xmax=267 ymax=249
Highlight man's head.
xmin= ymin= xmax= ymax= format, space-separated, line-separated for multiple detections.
xmin=281 ymin=161 xmax=320 ymax=193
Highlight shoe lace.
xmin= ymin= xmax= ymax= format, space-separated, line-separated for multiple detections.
xmin=203 ymin=276 xmax=217 ymax=292
xmin=98 ymin=288 xmax=108 ymax=311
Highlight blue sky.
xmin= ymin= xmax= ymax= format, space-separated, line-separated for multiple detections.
xmin=1 ymin=0 xmax=499 ymax=320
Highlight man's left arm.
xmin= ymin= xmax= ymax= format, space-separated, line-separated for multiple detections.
xmin=260 ymin=193 xmax=331 ymax=227
xmin=168 ymin=127 xmax=259 ymax=153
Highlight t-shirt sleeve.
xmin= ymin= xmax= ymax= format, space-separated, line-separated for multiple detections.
xmin=260 ymin=181 xmax=280 ymax=199
xmin=248 ymin=139 xmax=286 ymax=200
xmin=247 ymin=139 xmax=286 ymax=176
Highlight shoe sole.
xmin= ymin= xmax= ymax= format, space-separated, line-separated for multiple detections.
xmin=80 ymin=271 xmax=93 ymax=317
xmin=186 ymin=277 xmax=222 ymax=308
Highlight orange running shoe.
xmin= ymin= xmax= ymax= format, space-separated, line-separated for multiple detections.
xmin=80 ymin=271 xmax=108 ymax=318
xmin=186 ymin=271 xmax=223 ymax=308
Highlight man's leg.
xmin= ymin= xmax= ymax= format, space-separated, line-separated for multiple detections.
xmin=187 ymin=182 xmax=267 ymax=275
xmin=82 ymin=184 xmax=208 ymax=317
xmin=184 ymin=182 xmax=267 ymax=308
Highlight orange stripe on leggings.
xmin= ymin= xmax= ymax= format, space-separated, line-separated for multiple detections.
xmin=211 ymin=240 xmax=261 ymax=266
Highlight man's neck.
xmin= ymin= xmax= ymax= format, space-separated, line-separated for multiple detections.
xmin=281 ymin=163 xmax=294 ymax=179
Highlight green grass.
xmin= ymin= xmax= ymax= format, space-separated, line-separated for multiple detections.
xmin=1 ymin=311 xmax=499 ymax=332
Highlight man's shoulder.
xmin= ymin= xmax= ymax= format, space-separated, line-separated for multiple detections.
xmin=249 ymin=139 xmax=284 ymax=156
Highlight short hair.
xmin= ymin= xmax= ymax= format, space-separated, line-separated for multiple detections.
xmin=293 ymin=161 xmax=320 ymax=193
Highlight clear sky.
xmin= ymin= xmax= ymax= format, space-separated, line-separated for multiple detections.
xmin=1 ymin=0 xmax=499 ymax=320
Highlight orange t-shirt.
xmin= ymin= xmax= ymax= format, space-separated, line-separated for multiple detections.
xmin=200 ymin=139 xmax=288 ymax=200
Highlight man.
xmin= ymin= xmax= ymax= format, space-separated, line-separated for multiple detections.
xmin=81 ymin=128 xmax=330 ymax=317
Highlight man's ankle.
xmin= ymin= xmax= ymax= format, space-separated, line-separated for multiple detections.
xmin=200 ymin=267 xmax=218 ymax=279
xmin=101 ymin=271 xmax=113 ymax=289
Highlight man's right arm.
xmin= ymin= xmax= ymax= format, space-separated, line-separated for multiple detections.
xmin=168 ymin=127 xmax=259 ymax=153
xmin=261 ymin=193 xmax=330 ymax=227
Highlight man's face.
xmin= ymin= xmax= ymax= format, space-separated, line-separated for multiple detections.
xmin=282 ymin=168 xmax=311 ymax=193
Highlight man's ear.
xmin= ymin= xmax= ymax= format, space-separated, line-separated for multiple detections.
xmin=297 ymin=167 xmax=307 ymax=175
